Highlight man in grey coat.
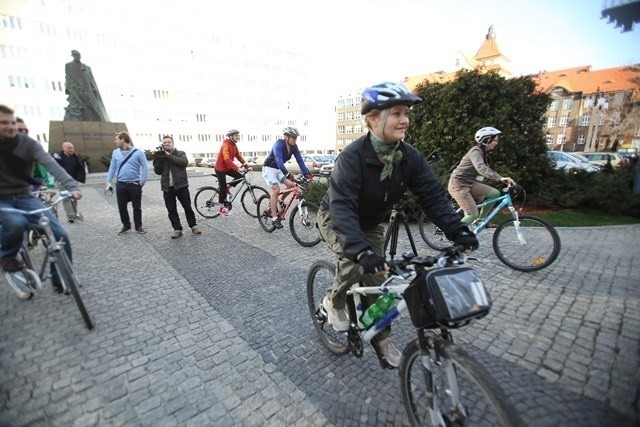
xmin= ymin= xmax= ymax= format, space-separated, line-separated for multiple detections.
xmin=152 ymin=135 xmax=201 ymax=238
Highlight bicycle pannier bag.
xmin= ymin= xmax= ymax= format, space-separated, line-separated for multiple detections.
xmin=404 ymin=267 xmax=491 ymax=329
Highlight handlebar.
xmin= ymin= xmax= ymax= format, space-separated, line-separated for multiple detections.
xmin=0 ymin=191 xmax=75 ymax=216
xmin=388 ymin=246 xmax=469 ymax=277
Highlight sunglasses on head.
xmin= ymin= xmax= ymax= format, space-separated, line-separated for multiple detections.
xmin=18 ymin=128 xmax=29 ymax=134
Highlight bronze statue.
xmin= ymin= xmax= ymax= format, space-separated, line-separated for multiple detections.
xmin=64 ymin=50 xmax=109 ymax=122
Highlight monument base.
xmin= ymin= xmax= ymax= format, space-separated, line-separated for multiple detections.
xmin=49 ymin=121 xmax=129 ymax=173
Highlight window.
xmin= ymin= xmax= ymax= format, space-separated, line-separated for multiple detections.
xmin=562 ymin=99 xmax=572 ymax=110
xmin=547 ymin=117 xmax=556 ymax=127
xmin=345 ymin=111 xmax=353 ymax=121
xmin=354 ymin=124 xmax=362 ymax=134
xmin=337 ymin=113 xmax=344 ymax=121
xmin=598 ymin=114 xmax=605 ymax=126
xmin=354 ymin=111 xmax=361 ymax=120
xmin=545 ymin=134 xmax=553 ymax=144
xmin=337 ymin=126 xmax=344 ymax=134
xmin=580 ymin=114 xmax=590 ymax=126
xmin=583 ymin=97 xmax=594 ymax=109
xmin=559 ymin=115 xmax=568 ymax=127
xmin=577 ymin=135 xmax=585 ymax=145
xmin=345 ymin=125 xmax=353 ymax=134
xmin=556 ymin=134 xmax=566 ymax=145
xmin=549 ymin=101 xmax=558 ymax=111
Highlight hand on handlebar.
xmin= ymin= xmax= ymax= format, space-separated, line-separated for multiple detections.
xmin=500 ymin=177 xmax=516 ymax=187
xmin=453 ymin=228 xmax=479 ymax=252
xmin=358 ymin=250 xmax=388 ymax=275
xmin=70 ymin=191 xmax=83 ymax=200
xmin=304 ymin=173 xmax=313 ymax=181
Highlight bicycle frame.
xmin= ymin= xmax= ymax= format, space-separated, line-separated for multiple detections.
xmin=466 ymin=192 xmax=517 ymax=234
xmin=204 ymin=173 xmax=249 ymax=205
xmin=347 ymin=277 xmax=411 ymax=345
xmin=276 ymin=185 xmax=303 ymax=220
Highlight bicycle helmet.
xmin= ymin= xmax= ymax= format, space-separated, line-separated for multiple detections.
xmin=283 ymin=126 xmax=299 ymax=137
xmin=360 ymin=81 xmax=423 ymax=115
xmin=226 ymin=129 xmax=240 ymax=136
xmin=474 ymin=127 xmax=502 ymax=145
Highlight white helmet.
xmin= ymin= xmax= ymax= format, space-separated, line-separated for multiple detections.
xmin=474 ymin=127 xmax=502 ymax=145
xmin=283 ymin=126 xmax=299 ymax=137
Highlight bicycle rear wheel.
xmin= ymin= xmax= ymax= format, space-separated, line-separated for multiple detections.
xmin=418 ymin=213 xmax=451 ymax=251
xmin=306 ymin=261 xmax=349 ymax=355
xmin=400 ymin=337 xmax=524 ymax=427
xmin=492 ymin=215 xmax=561 ymax=272
xmin=55 ymin=250 xmax=94 ymax=330
xmin=289 ymin=201 xmax=321 ymax=247
xmin=193 ymin=187 xmax=221 ymax=218
xmin=257 ymin=195 xmax=276 ymax=232
xmin=241 ymin=185 xmax=269 ymax=218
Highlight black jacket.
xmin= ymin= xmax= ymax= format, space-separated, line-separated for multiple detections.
xmin=53 ymin=151 xmax=86 ymax=183
xmin=320 ymin=133 xmax=466 ymax=261
xmin=152 ymin=149 xmax=190 ymax=192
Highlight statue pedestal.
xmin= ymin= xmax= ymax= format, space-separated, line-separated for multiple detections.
xmin=49 ymin=121 xmax=128 ymax=173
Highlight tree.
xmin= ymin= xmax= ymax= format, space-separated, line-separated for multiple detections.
xmin=408 ymin=69 xmax=554 ymax=195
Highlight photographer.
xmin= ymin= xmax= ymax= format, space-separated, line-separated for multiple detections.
xmin=153 ymin=136 xmax=201 ymax=238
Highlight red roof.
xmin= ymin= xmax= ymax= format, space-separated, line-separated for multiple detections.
xmin=532 ymin=65 xmax=640 ymax=94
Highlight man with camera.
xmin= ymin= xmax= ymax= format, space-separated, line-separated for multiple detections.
xmin=153 ymin=135 xmax=201 ymax=239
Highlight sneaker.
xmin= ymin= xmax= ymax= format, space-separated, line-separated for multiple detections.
xmin=1 ymin=257 xmax=25 ymax=273
xmin=322 ymin=296 xmax=349 ymax=332
xmin=135 ymin=227 xmax=147 ymax=234
xmin=191 ymin=226 xmax=202 ymax=235
xmin=272 ymin=218 xmax=283 ymax=229
xmin=372 ymin=337 xmax=401 ymax=368
xmin=171 ymin=230 xmax=183 ymax=239
xmin=68 ymin=218 xmax=74 ymax=223
xmin=118 ymin=226 xmax=131 ymax=235
xmin=218 ymin=206 xmax=231 ymax=217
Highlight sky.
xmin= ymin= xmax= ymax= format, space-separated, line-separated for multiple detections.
xmin=205 ymin=0 xmax=640 ymax=94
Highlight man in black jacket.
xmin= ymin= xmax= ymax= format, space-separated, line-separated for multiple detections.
xmin=53 ymin=141 xmax=86 ymax=222
xmin=153 ymin=135 xmax=201 ymax=238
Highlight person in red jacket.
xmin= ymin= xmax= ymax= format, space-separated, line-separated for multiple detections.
xmin=214 ymin=129 xmax=250 ymax=216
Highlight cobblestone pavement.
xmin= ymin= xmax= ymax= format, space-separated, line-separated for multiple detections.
xmin=0 ymin=172 xmax=638 ymax=426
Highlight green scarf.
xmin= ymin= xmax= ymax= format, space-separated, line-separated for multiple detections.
xmin=370 ymin=132 xmax=402 ymax=181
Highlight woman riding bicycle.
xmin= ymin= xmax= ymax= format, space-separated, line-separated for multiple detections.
xmin=317 ymin=81 xmax=478 ymax=368
xmin=448 ymin=127 xmax=516 ymax=226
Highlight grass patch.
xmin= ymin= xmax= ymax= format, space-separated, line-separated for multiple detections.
xmin=493 ymin=208 xmax=640 ymax=227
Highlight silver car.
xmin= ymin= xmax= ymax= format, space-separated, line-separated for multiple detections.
xmin=546 ymin=151 xmax=601 ymax=173
xmin=286 ymin=154 xmax=332 ymax=174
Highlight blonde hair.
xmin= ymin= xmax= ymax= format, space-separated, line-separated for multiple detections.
xmin=363 ymin=109 xmax=382 ymax=130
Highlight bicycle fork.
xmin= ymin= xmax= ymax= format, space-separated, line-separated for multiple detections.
xmin=507 ymin=206 xmax=527 ymax=245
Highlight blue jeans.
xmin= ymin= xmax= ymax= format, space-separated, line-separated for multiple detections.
xmin=0 ymin=195 xmax=72 ymax=280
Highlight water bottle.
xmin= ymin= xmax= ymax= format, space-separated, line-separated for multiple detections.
xmin=360 ymin=294 xmax=396 ymax=329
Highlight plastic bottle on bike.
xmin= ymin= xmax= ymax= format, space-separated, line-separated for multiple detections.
xmin=360 ymin=293 xmax=396 ymax=329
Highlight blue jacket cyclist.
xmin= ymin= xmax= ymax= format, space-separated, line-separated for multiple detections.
xmin=106 ymin=131 xmax=149 ymax=234
xmin=262 ymin=126 xmax=312 ymax=229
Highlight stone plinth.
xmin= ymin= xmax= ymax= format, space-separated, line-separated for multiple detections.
xmin=49 ymin=121 xmax=128 ymax=173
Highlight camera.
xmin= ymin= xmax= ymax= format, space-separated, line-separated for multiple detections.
xmin=154 ymin=145 xmax=166 ymax=156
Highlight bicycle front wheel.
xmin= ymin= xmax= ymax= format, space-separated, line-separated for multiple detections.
xmin=256 ymin=195 xmax=276 ymax=232
xmin=289 ymin=201 xmax=321 ymax=247
xmin=492 ymin=215 xmax=561 ymax=272
xmin=55 ymin=250 xmax=94 ymax=330
xmin=306 ymin=261 xmax=349 ymax=355
xmin=193 ymin=187 xmax=221 ymax=219
xmin=241 ymin=185 xmax=269 ymax=218
xmin=400 ymin=337 xmax=524 ymax=427
xmin=418 ymin=213 xmax=451 ymax=251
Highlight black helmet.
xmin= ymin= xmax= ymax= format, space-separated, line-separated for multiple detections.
xmin=226 ymin=129 xmax=240 ymax=136
xmin=474 ymin=127 xmax=501 ymax=145
xmin=283 ymin=126 xmax=299 ymax=137
xmin=361 ymin=81 xmax=422 ymax=115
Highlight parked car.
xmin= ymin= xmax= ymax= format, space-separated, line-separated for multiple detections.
xmin=319 ymin=163 xmax=334 ymax=175
xmin=546 ymin=151 xmax=601 ymax=173
xmin=286 ymin=154 xmax=332 ymax=174
xmin=580 ymin=152 xmax=624 ymax=167
xmin=202 ymin=158 xmax=217 ymax=168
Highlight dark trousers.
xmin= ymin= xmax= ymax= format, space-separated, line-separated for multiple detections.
xmin=116 ymin=182 xmax=143 ymax=228
xmin=215 ymin=169 xmax=243 ymax=204
xmin=163 ymin=186 xmax=197 ymax=231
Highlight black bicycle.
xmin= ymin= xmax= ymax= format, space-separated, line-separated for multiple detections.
xmin=193 ymin=169 xmax=269 ymax=219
